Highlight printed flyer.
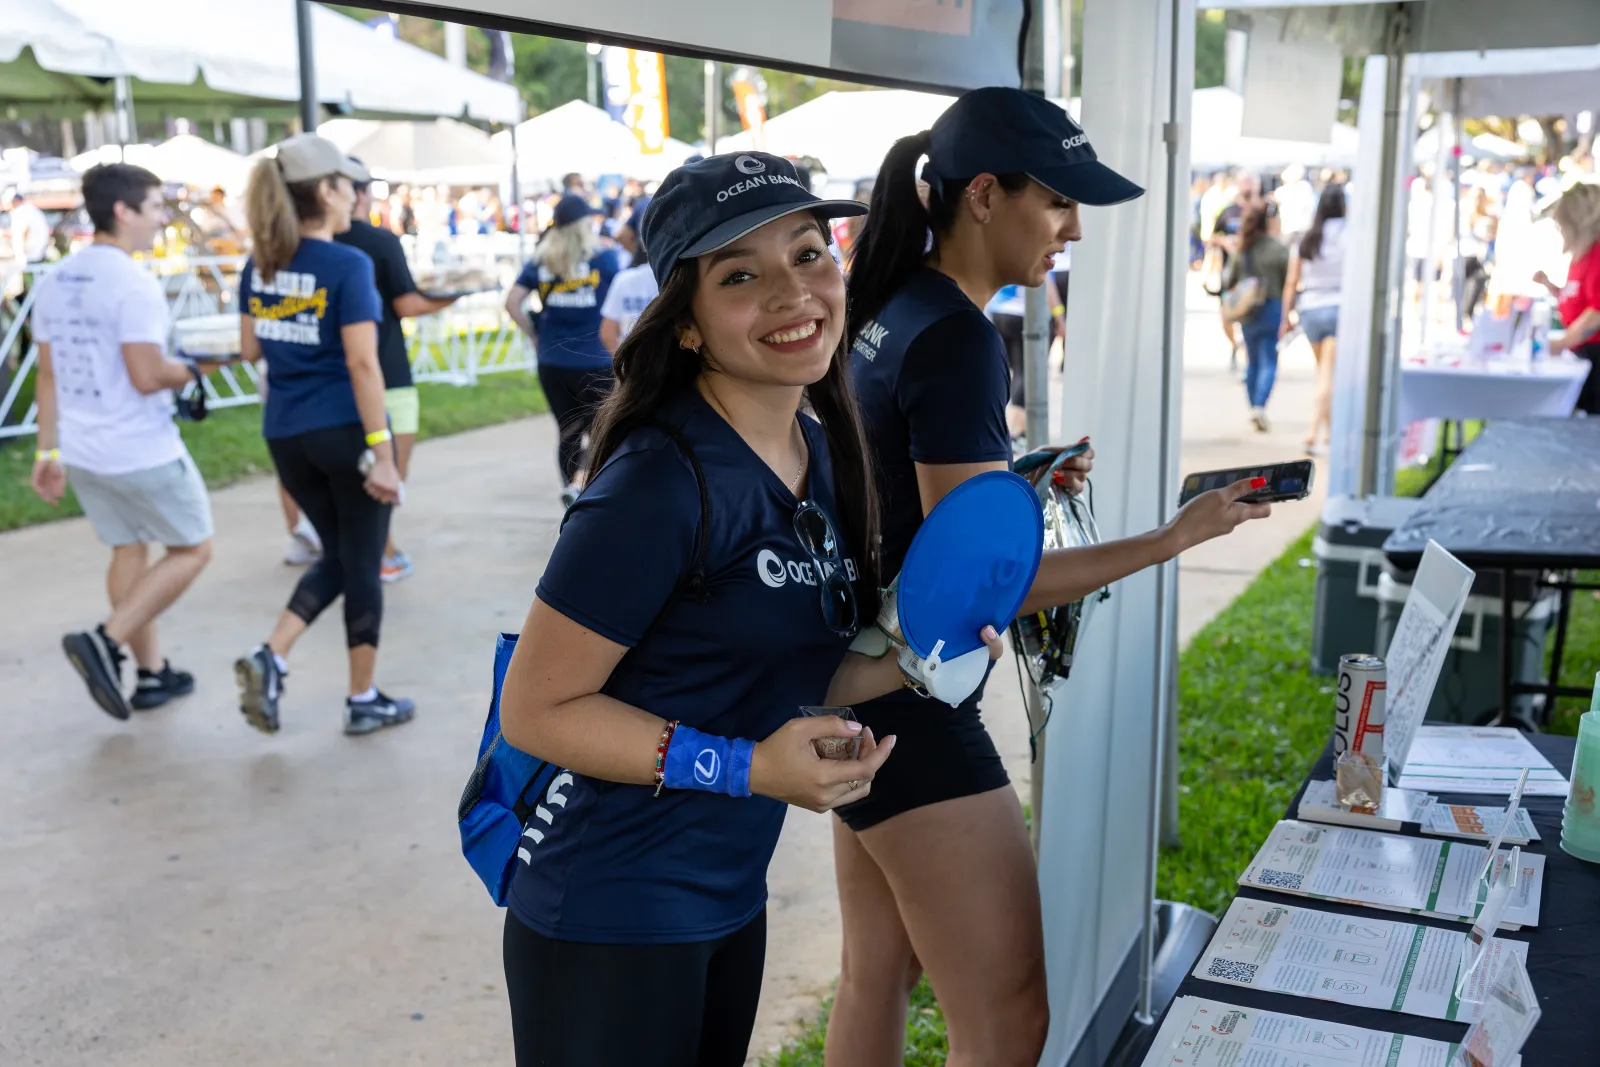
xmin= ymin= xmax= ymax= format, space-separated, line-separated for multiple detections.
xmin=1141 ymin=996 xmax=1521 ymax=1067
xmin=1237 ymin=821 xmax=1544 ymax=927
xmin=1192 ymin=898 xmax=1531 ymax=1022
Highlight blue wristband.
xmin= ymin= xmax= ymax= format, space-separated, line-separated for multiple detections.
xmin=662 ymin=725 xmax=754 ymax=797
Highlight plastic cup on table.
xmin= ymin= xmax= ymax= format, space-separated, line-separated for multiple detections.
xmin=1560 ymin=689 xmax=1600 ymax=863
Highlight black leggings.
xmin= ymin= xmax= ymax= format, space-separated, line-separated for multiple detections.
xmin=536 ymin=363 xmax=613 ymax=485
xmin=268 ymin=423 xmax=391 ymax=648
xmin=502 ymin=908 xmax=766 ymax=1067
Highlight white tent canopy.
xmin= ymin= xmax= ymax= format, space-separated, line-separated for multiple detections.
xmin=500 ymin=100 xmax=694 ymax=183
xmin=0 ymin=0 xmax=520 ymax=123
xmin=69 ymin=133 xmax=253 ymax=192
xmin=1190 ymin=86 xmax=1358 ymax=171
xmin=714 ymin=89 xmax=957 ymax=181
xmin=1416 ymin=44 xmax=1600 ymax=118
xmin=316 ymin=117 xmax=512 ymax=187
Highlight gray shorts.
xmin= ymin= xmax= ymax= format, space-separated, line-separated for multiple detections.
xmin=67 ymin=454 xmax=214 ymax=548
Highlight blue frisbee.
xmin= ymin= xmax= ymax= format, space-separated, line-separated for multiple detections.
xmin=897 ymin=471 xmax=1044 ymax=661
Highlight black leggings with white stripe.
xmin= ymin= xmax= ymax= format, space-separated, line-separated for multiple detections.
xmin=502 ymin=908 xmax=765 ymax=1066
xmin=268 ymin=422 xmax=391 ymax=648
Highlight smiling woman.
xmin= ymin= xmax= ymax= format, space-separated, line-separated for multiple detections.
xmin=493 ymin=153 xmax=1008 ymax=1067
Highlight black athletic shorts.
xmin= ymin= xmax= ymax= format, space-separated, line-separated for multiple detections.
xmin=503 ymin=908 xmax=766 ymax=1067
xmin=835 ymin=697 xmax=1010 ymax=832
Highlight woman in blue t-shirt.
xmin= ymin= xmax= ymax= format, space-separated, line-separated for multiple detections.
xmin=831 ymin=88 xmax=1273 ymax=1064
xmin=233 ymin=134 xmax=413 ymax=738
xmin=495 ymin=153 xmax=1001 ymax=1067
xmin=505 ymin=193 xmax=623 ymax=507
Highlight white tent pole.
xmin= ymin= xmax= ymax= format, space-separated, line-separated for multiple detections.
xmin=1136 ymin=0 xmax=1186 ymax=1024
xmin=1451 ymin=78 xmax=1465 ymax=329
xmin=113 ymin=75 xmax=136 ymax=144
xmin=295 ymin=0 xmax=318 ymax=134
xmin=704 ymin=61 xmax=720 ymax=152
xmin=1359 ymin=6 xmax=1412 ymax=497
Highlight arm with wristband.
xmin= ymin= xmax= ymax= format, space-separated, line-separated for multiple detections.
xmin=29 ymin=343 xmax=66 ymax=505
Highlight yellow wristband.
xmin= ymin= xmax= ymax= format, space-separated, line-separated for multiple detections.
xmin=35 ymin=448 xmax=60 ymax=462
xmin=364 ymin=428 xmax=392 ymax=446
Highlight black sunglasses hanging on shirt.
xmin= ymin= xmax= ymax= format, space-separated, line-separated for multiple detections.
xmin=793 ymin=501 xmax=859 ymax=638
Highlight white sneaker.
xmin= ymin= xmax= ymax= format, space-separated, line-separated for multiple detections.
xmin=284 ymin=518 xmax=322 ymax=566
xmin=1250 ymin=407 xmax=1271 ymax=433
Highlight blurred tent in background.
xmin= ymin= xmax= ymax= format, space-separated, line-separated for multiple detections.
xmin=1190 ymin=86 xmax=1359 ymax=171
xmin=494 ymin=100 xmax=694 ymax=184
xmin=68 ymin=134 xmax=253 ymax=192
xmin=713 ymin=89 xmax=956 ymax=180
xmin=317 ymin=116 xmax=510 ymax=186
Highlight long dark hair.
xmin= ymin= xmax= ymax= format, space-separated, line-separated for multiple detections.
xmin=585 ymin=213 xmax=881 ymax=611
xmin=1238 ymin=204 xmax=1271 ymax=252
xmin=1299 ymin=184 xmax=1347 ymax=261
xmin=846 ymin=130 xmax=1030 ymax=335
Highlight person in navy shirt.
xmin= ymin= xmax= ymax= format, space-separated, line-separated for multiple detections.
xmin=232 ymin=134 xmax=414 ymax=738
xmin=505 ymin=193 xmax=623 ymax=506
xmin=495 ymin=153 xmax=1001 ymax=1067
xmin=832 ymin=88 xmax=1274 ymax=1065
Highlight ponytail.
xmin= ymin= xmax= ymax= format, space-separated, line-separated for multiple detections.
xmin=847 ymin=131 xmax=1032 ymax=335
xmin=244 ymin=157 xmax=327 ymax=283
xmin=846 ymin=131 xmax=934 ymax=336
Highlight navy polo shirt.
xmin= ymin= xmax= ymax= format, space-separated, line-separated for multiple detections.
xmin=851 ymin=266 xmax=1012 ymax=710
xmin=241 ymin=239 xmax=382 ymax=439
xmin=508 ymin=388 xmax=862 ymax=944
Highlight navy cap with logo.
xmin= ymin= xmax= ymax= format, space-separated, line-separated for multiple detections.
xmin=927 ymin=87 xmax=1144 ymax=207
xmin=639 ymin=152 xmax=868 ymax=287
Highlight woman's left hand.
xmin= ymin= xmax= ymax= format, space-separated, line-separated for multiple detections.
xmin=1023 ymin=443 xmax=1094 ymax=494
xmin=979 ymin=624 xmax=1005 ymax=661
xmin=1550 ymin=334 xmax=1570 ymax=356
xmin=364 ymin=455 xmax=402 ymax=504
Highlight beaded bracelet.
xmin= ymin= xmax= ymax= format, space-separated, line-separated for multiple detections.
xmin=653 ymin=719 xmax=680 ymax=797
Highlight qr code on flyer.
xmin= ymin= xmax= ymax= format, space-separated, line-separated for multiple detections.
xmin=1257 ymin=869 xmax=1304 ymax=890
xmin=1206 ymin=958 xmax=1260 ymax=984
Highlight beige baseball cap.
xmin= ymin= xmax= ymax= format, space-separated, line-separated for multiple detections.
xmin=275 ymin=133 xmax=371 ymax=184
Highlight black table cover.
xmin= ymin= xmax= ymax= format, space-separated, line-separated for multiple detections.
xmin=1384 ymin=418 xmax=1600 ymax=571
xmin=1161 ymin=733 xmax=1600 ymax=1066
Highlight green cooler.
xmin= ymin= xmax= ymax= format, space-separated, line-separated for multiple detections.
xmin=1310 ymin=495 xmax=1421 ymax=676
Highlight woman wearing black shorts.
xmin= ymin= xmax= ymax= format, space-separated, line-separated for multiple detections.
xmin=233 ymin=134 xmax=412 ymax=736
xmin=829 ymin=88 xmax=1271 ymax=1065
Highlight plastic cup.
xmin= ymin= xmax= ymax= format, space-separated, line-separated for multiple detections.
xmin=800 ymin=706 xmax=861 ymax=761
xmin=1560 ymin=706 xmax=1600 ymax=863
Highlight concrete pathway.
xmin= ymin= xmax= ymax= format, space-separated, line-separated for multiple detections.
xmin=0 ymin=274 xmax=1327 ymax=1066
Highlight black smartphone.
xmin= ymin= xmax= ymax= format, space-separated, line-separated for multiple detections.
xmin=1178 ymin=460 xmax=1314 ymax=507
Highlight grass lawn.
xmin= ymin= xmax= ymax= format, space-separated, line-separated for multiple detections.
xmin=0 ymin=369 xmax=547 ymax=533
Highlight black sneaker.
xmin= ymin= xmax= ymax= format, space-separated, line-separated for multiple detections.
xmin=235 ymin=644 xmax=286 ymax=734
xmin=344 ymin=690 xmax=416 ymax=736
xmin=62 ymin=625 xmax=130 ymax=721
xmin=130 ymin=661 xmax=196 ymax=710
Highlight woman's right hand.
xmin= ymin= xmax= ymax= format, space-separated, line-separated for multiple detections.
xmin=364 ymin=455 xmax=402 ymax=504
xmin=1166 ymin=478 xmax=1272 ymax=554
xmin=750 ymin=716 xmax=896 ymax=813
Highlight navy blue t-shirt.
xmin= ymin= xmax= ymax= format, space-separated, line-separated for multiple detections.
xmin=515 ymin=246 xmax=622 ymax=370
xmin=241 ymin=239 xmax=382 ymax=439
xmin=851 ymin=267 xmax=1012 ymax=711
xmin=509 ymin=388 xmax=862 ymax=944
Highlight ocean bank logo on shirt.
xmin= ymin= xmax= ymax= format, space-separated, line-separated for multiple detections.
xmin=852 ymin=320 xmax=889 ymax=362
xmin=250 ymin=270 xmax=326 ymax=345
xmin=756 ymin=548 xmax=859 ymax=589
xmin=694 ymin=748 xmax=721 ymax=786
xmin=735 ymin=155 xmax=766 ymax=175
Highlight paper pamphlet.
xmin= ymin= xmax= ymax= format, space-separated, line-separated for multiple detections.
xmin=1299 ymin=778 xmax=1436 ymax=831
xmin=1420 ymin=803 xmax=1540 ymax=845
xmin=1397 ymin=727 xmax=1569 ymax=797
xmin=1455 ymin=952 xmax=1540 ymax=1067
xmin=1142 ymin=995 xmax=1520 ymax=1067
xmin=1193 ymin=898 xmax=1530 ymax=1023
xmin=1385 ymin=542 xmax=1475 ymax=784
xmin=1238 ymin=821 xmax=1545 ymax=927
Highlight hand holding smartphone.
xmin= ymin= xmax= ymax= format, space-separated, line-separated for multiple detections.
xmin=1178 ymin=460 xmax=1314 ymax=507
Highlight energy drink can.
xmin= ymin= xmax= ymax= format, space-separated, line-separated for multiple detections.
xmin=1335 ymin=654 xmax=1387 ymax=761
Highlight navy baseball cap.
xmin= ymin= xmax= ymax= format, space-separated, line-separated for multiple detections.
xmin=552 ymin=193 xmax=594 ymax=227
xmin=927 ymin=87 xmax=1144 ymax=207
xmin=639 ymin=152 xmax=867 ymax=287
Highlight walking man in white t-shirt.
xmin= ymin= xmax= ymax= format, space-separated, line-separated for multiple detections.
xmin=30 ymin=163 xmax=215 ymax=720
